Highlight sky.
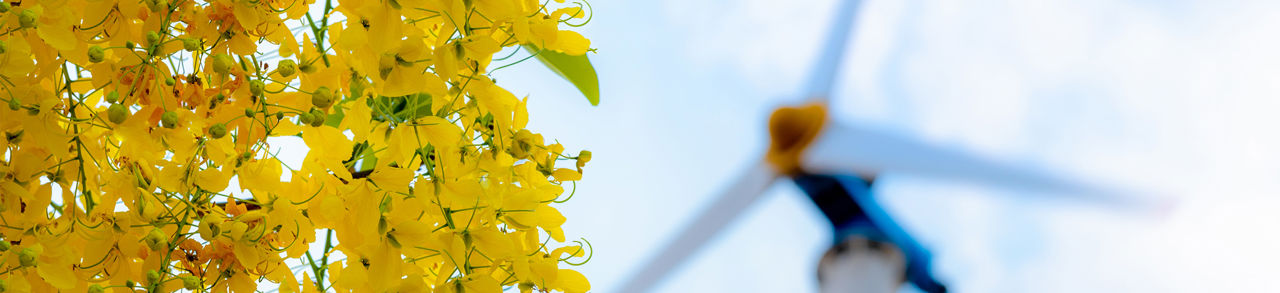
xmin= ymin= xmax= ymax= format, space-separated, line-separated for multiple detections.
xmin=481 ymin=0 xmax=1280 ymax=292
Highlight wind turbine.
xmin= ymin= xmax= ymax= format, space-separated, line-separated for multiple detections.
xmin=618 ymin=1 xmax=1162 ymax=292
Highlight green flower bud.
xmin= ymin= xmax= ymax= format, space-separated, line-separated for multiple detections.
xmin=0 ymin=241 xmax=10 ymax=252
xmin=165 ymin=77 xmax=175 ymax=86
xmin=161 ymin=111 xmax=178 ymax=129
xmin=144 ymin=228 xmax=167 ymax=250
xmin=145 ymin=270 xmax=160 ymax=285
xmin=212 ymin=54 xmax=234 ymax=74
xmin=7 ymin=98 xmax=18 ymax=111
xmin=85 ymin=46 xmax=104 ymax=63
xmin=18 ymin=10 xmax=36 ymax=29
xmin=208 ymin=123 xmax=227 ymax=139
xmin=311 ymin=86 xmax=333 ymax=108
xmin=18 ymin=247 xmax=37 ymax=267
xmin=125 ymin=280 xmax=135 ymax=288
xmin=181 ymin=275 xmax=200 ymax=290
xmin=244 ymin=108 xmax=256 ymax=118
xmin=0 ymin=40 xmax=8 ymax=54
xmin=182 ymin=38 xmax=201 ymax=52
xmin=145 ymin=31 xmax=160 ymax=46
xmin=125 ymin=41 xmax=136 ymax=50
xmin=309 ymin=109 xmax=326 ymax=127
xmin=275 ymin=59 xmax=297 ymax=77
xmin=0 ymin=2 xmax=11 ymax=13
xmin=298 ymin=112 xmax=313 ymax=125
xmin=87 ymin=284 xmax=104 ymax=293
xmin=275 ymin=112 xmax=284 ymax=120
xmin=249 ymin=80 xmax=265 ymax=97
xmin=105 ymin=91 xmax=119 ymax=103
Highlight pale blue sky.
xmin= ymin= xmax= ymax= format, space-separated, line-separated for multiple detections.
xmin=491 ymin=0 xmax=1280 ymax=292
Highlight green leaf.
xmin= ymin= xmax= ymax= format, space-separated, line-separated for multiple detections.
xmin=323 ymin=104 xmax=345 ymax=128
xmin=522 ymin=44 xmax=599 ymax=106
xmin=396 ymin=92 xmax=434 ymax=120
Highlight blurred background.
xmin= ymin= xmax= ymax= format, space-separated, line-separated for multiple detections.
xmin=487 ymin=0 xmax=1280 ymax=292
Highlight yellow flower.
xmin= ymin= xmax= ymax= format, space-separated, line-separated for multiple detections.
xmin=0 ymin=0 xmax=597 ymax=290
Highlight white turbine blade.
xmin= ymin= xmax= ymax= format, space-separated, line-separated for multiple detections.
xmin=802 ymin=123 xmax=1159 ymax=208
xmin=805 ymin=0 xmax=865 ymax=101
xmin=619 ymin=160 xmax=782 ymax=293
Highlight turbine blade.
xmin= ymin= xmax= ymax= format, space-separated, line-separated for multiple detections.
xmin=618 ymin=159 xmax=782 ymax=293
xmin=805 ymin=0 xmax=865 ymax=101
xmin=803 ymin=123 xmax=1161 ymax=209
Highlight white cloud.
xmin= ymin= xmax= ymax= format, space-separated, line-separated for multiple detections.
xmin=850 ymin=0 xmax=1280 ymax=292
xmin=660 ymin=0 xmax=838 ymax=95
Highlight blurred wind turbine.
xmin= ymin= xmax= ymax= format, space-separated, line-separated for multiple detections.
xmin=618 ymin=0 xmax=1164 ymax=292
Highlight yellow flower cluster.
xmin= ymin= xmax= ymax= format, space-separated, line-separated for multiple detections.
xmin=0 ymin=0 xmax=594 ymax=291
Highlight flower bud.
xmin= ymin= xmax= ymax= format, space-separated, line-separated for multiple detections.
xmin=161 ymin=110 xmax=178 ymax=129
xmin=105 ymin=91 xmax=120 ymax=103
xmin=181 ymin=275 xmax=200 ymax=290
xmin=144 ymin=228 xmax=167 ymax=250
xmin=18 ymin=10 xmax=36 ymax=29
xmin=145 ymin=270 xmax=161 ymax=285
xmin=182 ymin=38 xmax=201 ymax=52
xmin=109 ymin=103 xmax=131 ymax=124
xmin=249 ymin=80 xmax=265 ymax=97
xmin=298 ymin=112 xmax=313 ymax=125
xmin=309 ymin=109 xmax=326 ymax=127
xmin=311 ymin=86 xmax=333 ymax=108
xmin=244 ymin=108 xmax=255 ymax=118
xmin=0 ymin=40 xmax=7 ymax=54
xmin=208 ymin=123 xmax=227 ymax=139
xmin=165 ymin=77 xmax=175 ymax=86
xmin=276 ymin=59 xmax=297 ymax=77
xmin=125 ymin=280 xmax=135 ymax=288
xmin=6 ymin=98 xmax=18 ymax=111
xmin=18 ymin=247 xmax=37 ymax=267
xmin=0 ymin=2 xmax=10 ymax=13
xmin=145 ymin=31 xmax=161 ymax=47
xmin=212 ymin=54 xmax=234 ymax=74
xmin=87 ymin=46 xmax=105 ymax=63
xmin=87 ymin=284 xmax=105 ymax=293
xmin=0 ymin=241 xmax=9 ymax=252
xmin=125 ymin=41 xmax=136 ymax=50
